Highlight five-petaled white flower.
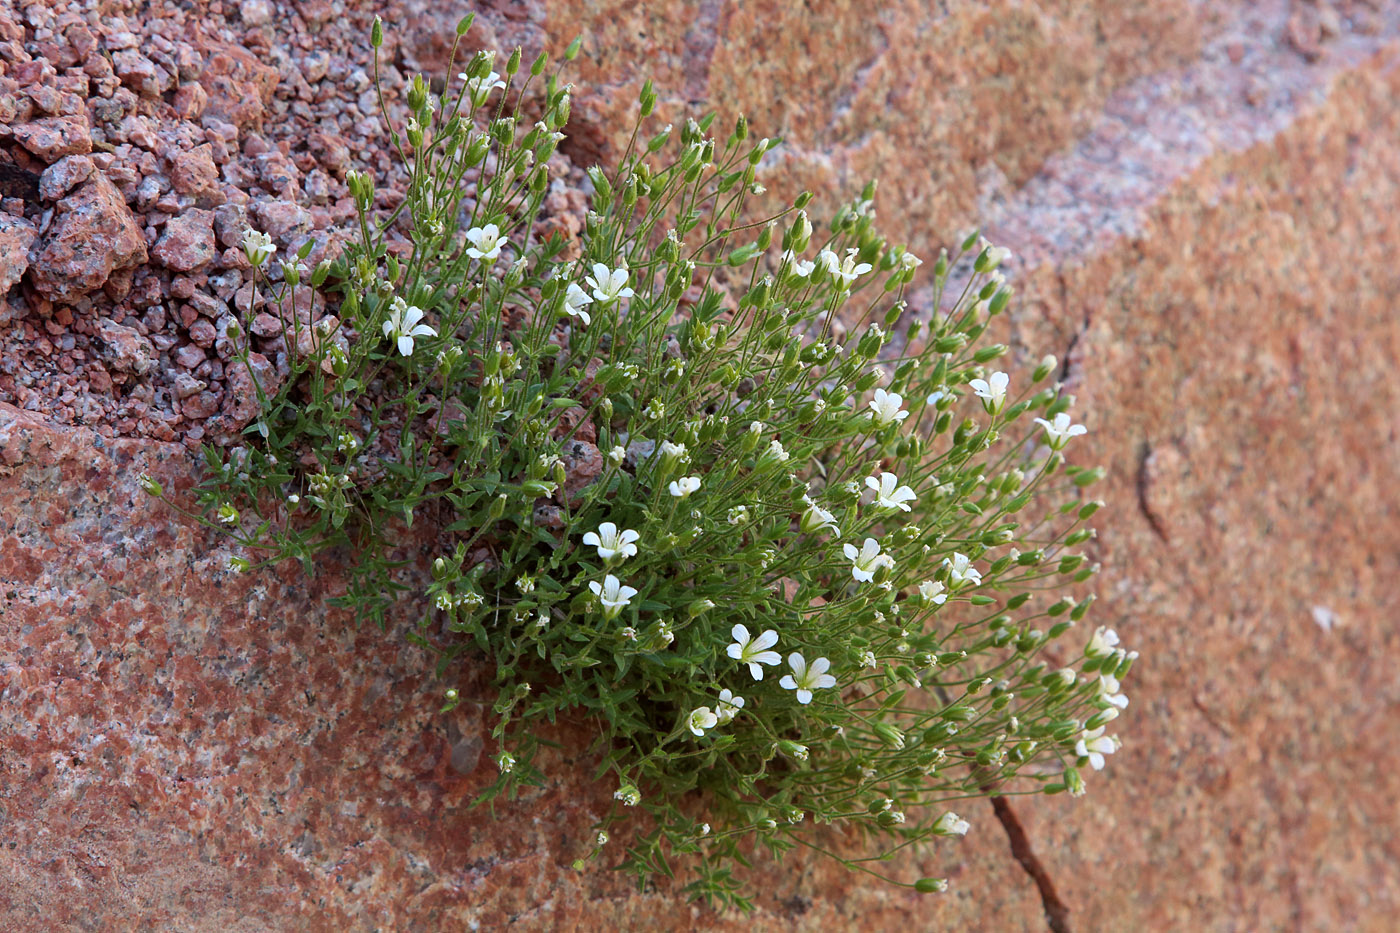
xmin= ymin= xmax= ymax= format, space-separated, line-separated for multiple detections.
xmin=868 ymin=387 xmax=909 ymax=427
xmin=781 ymin=249 xmax=815 ymax=277
xmin=687 ymin=706 xmax=719 ymax=737
xmin=918 ymin=580 xmax=948 ymax=605
xmin=586 ymin=263 xmax=634 ymax=304
xmin=969 ymin=371 xmax=1009 ymax=415
xmin=943 ymin=552 xmax=982 ymax=589
xmin=1075 ymin=726 xmax=1120 ymax=771
xmin=715 ymin=688 xmax=745 ymax=724
xmin=800 ymin=502 xmax=840 ymax=537
xmin=464 ymin=69 xmax=505 ymax=107
xmin=819 ymin=247 xmax=873 ymax=289
xmin=934 ymin=811 xmax=971 ymax=836
xmin=899 ymin=250 xmax=922 ymax=271
xmin=1034 ymin=412 xmax=1088 ymax=450
xmin=1086 ymin=625 xmax=1120 ymax=659
xmin=563 ymin=282 xmax=593 ymax=325
xmin=243 ymin=229 xmax=275 ymax=267
xmin=382 ymin=298 xmax=438 ymax=357
xmin=844 ymin=537 xmax=893 ymax=583
xmin=589 ymin=574 xmax=638 ymax=620
xmin=669 ymin=476 xmax=701 ymax=498
xmin=582 ymin=522 xmax=640 ymax=562
xmin=866 ymin=472 xmax=917 ymax=512
xmin=726 ymin=624 xmax=780 ymax=680
xmin=465 ymin=223 xmax=504 ymax=262
xmin=1098 ymin=674 xmax=1130 ymax=709
xmin=779 ymin=652 xmax=837 ymax=705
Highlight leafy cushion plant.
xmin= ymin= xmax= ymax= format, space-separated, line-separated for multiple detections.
xmin=152 ymin=16 xmax=1136 ymax=909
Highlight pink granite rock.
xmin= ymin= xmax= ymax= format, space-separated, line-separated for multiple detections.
xmin=169 ymin=143 xmax=221 ymax=202
xmin=29 ymin=173 xmax=146 ymax=304
xmin=151 ymin=208 xmax=217 ymax=272
xmin=197 ymin=42 xmax=278 ymax=130
xmin=11 ymin=114 xmax=91 ymax=160
xmin=37 ymin=153 xmax=93 ymax=201
xmin=0 ymin=214 xmax=37 ymax=295
xmin=93 ymin=317 xmax=155 ymax=375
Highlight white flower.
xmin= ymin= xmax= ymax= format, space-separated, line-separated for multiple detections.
xmin=595 ymin=831 xmax=609 ymax=846
xmin=382 ymin=299 xmax=438 ymax=356
xmin=588 ymin=574 xmax=638 ymax=620
xmin=465 ymin=69 xmax=506 ymax=106
xmin=982 ymin=244 xmax=1012 ymax=269
xmin=669 ymin=476 xmax=701 ymax=498
xmin=715 ymin=688 xmax=745 ymax=724
xmin=586 ymin=263 xmax=635 ymax=303
xmin=1098 ymin=674 xmax=1130 ymax=709
xmin=860 ymin=650 xmax=877 ymax=669
xmin=242 ymin=229 xmax=275 ymax=267
xmin=764 ymin=439 xmax=789 ymax=463
xmin=496 ymin=751 xmax=516 ymax=773
xmin=1075 ymin=726 xmax=1120 ymax=771
xmin=216 ymin=503 xmax=239 ymax=525
xmin=800 ymin=503 xmax=840 ymax=537
xmin=818 ymin=247 xmax=872 ymax=289
xmin=614 ymin=784 xmax=641 ymax=806
xmin=779 ymin=652 xmax=837 ymax=705
xmin=555 ymin=285 xmax=590 ymax=330
xmin=1034 ymin=412 xmax=1088 ymax=450
xmin=1086 ymin=626 xmax=1120 ymax=659
xmin=866 ymin=472 xmax=917 ymax=512
xmin=727 ymin=505 xmax=749 ymax=526
xmin=843 ymin=537 xmax=893 ymax=583
xmin=933 ymin=811 xmax=970 ymax=836
xmin=926 ymin=387 xmax=948 ymax=407
xmin=464 ymin=223 xmax=504 ymax=262
xmin=899 ymin=250 xmax=922 ymax=271
xmin=867 ymin=387 xmax=908 ymax=427
xmin=943 ymin=552 xmax=982 ymax=589
xmin=726 ymin=624 xmax=780 ymax=680
xmin=687 ymin=706 xmax=719 ymax=737
xmin=582 ymin=521 xmax=640 ymax=562
xmin=918 ymin=580 xmax=947 ymax=605
xmin=608 ymin=445 xmax=626 ymax=466
xmin=781 ymin=249 xmax=815 ymax=277
xmin=968 ymin=371 xmax=1009 ymax=415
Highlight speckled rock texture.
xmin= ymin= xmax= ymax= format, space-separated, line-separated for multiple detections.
xmin=2 ymin=0 xmax=1399 ymax=930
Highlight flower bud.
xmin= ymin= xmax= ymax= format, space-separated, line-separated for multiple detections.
xmin=776 ymin=740 xmax=809 ymax=762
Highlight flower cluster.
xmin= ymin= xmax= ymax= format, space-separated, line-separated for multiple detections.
xmin=187 ymin=24 xmax=1122 ymax=913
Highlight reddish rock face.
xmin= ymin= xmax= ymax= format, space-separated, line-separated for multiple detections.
xmin=28 ymin=173 xmax=146 ymax=304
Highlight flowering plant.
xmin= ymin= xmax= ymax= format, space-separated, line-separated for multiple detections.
xmin=157 ymin=18 xmax=1135 ymax=910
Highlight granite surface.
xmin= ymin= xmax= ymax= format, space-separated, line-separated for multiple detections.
xmin=2 ymin=0 xmax=1399 ymax=929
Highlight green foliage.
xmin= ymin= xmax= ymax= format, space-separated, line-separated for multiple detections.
xmin=164 ymin=25 xmax=1135 ymax=909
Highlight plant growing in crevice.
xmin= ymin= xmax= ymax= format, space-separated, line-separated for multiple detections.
xmin=147 ymin=16 xmax=1136 ymax=910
